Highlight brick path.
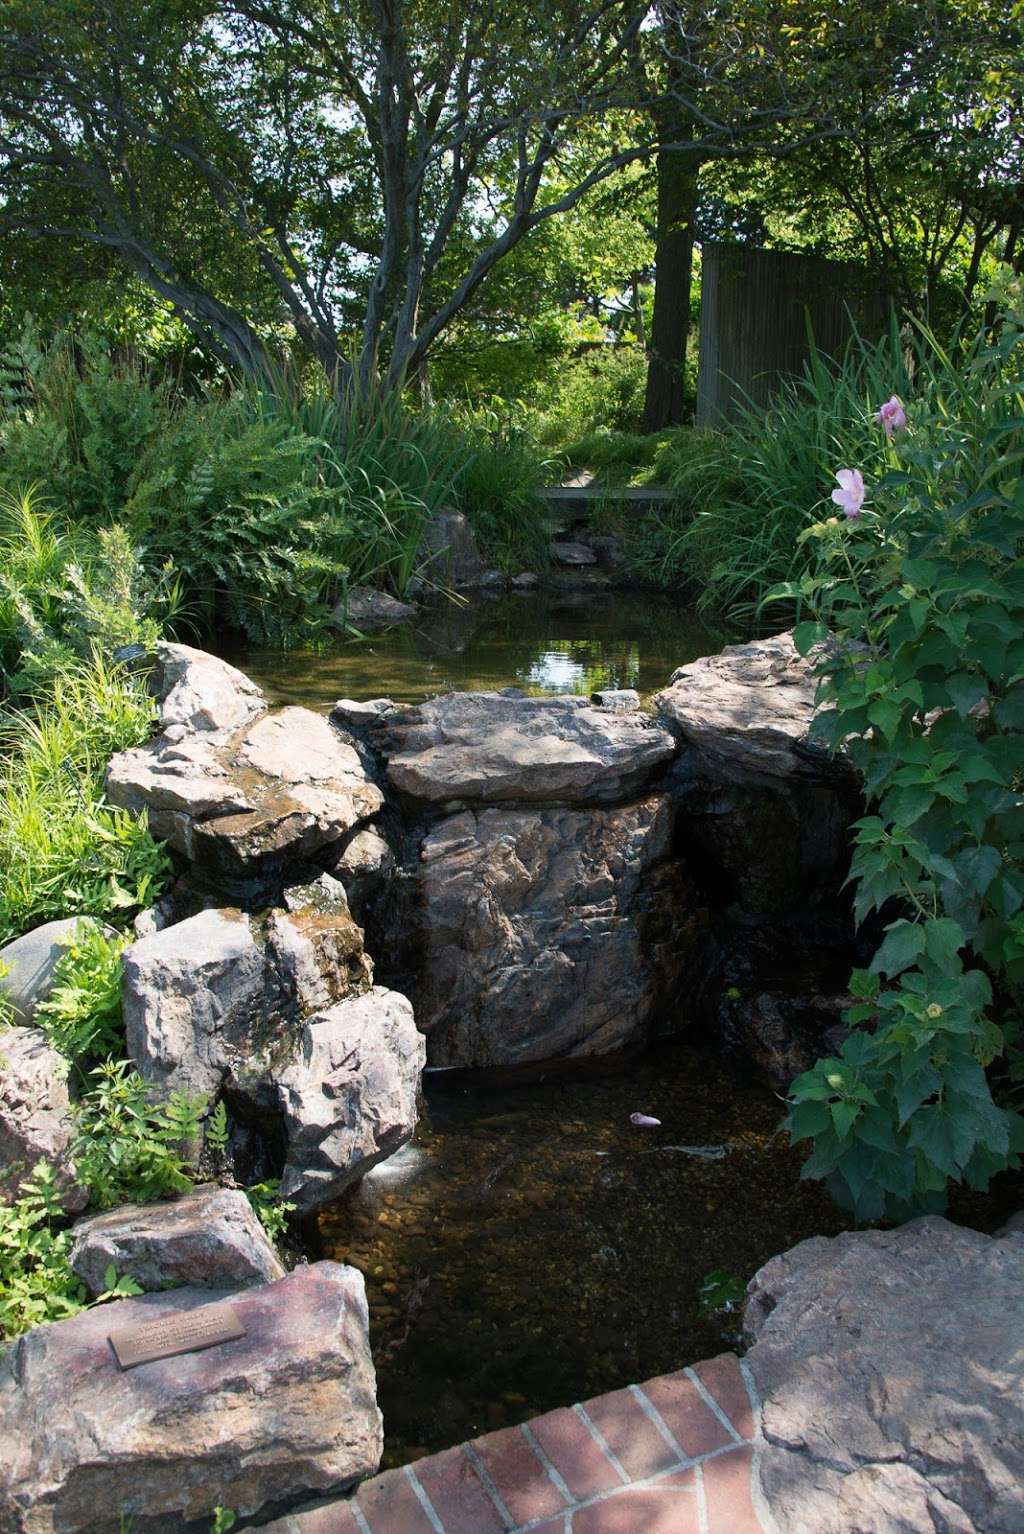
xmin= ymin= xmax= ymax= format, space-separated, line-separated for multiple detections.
xmin=263 ymin=1352 xmax=772 ymax=1534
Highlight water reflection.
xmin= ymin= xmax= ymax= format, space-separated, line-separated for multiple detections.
xmin=224 ymin=588 xmax=724 ymax=709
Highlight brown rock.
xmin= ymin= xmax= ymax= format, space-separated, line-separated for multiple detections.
xmin=0 ymin=1262 xmax=381 ymax=1533
xmin=106 ymin=704 xmax=383 ymax=890
xmin=68 ymin=1185 xmax=285 ymax=1294
xmin=745 ymin=1217 xmax=1024 ymax=1533
xmin=334 ymin=588 xmax=417 ymax=631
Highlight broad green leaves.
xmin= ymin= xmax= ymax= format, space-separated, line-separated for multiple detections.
xmin=785 ymin=289 xmax=1024 ymax=1220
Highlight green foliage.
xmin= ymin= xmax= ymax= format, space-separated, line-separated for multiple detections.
xmin=34 ymin=924 xmax=127 ymax=1069
xmin=210 ymin=1510 xmax=237 ymax=1534
xmin=780 ymin=274 xmax=1024 ymax=1219
xmin=453 ymin=420 xmax=554 ymax=571
xmin=0 ymin=655 xmax=171 ymax=943
xmin=245 ymin=1179 xmax=295 ymax=1242
xmin=0 ymin=1161 xmax=86 ymax=1336
xmin=70 ymin=1061 xmax=202 ymax=1210
xmin=527 ymin=348 xmax=649 ymax=445
xmin=205 ymin=1099 xmax=230 ymax=1157
xmin=698 ymin=1268 xmax=747 ymax=1315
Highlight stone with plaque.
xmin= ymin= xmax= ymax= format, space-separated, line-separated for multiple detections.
xmin=108 ymin=1299 xmax=245 ymax=1369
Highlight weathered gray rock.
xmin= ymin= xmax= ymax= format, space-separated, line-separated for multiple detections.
xmin=0 ymin=1026 xmax=83 ymax=1210
xmin=123 ymin=902 xmax=372 ymax=1105
xmin=0 ymin=917 xmax=114 ymax=1027
xmin=656 ymin=630 xmax=826 ymax=779
xmin=591 ymin=688 xmax=640 ymax=711
xmin=330 ymin=697 xmax=396 ymax=730
xmin=0 ymin=1262 xmax=381 ymax=1533
xmin=123 ymin=908 xmax=267 ymax=1101
xmin=276 ymin=987 xmax=424 ymax=1214
xmin=149 ymin=642 xmax=265 ymax=733
xmin=68 ymin=1185 xmax=285 ymax=1294
xmin=413 ymin=795 xmax=703 ymax=1066
xmin=745 ymin=1217 xmax=1024 ymax=1533
xmin=417 ymin=506 xmax=486 ymax=588
xmin=511 ymin=571 xmax=539 ymax=590
xmin=381 ymin=691 xmax=676 ymax=806
xmin=106 ymin=704 xmax=383 ymax=889
xmin=335 ymin=587 xmax=417 ymax=631
xmin=714 ymin=985 xmax=852 ymax=1091
xmin=551 ymin=539 xmax=597 ymax=566
xmin=330 ymin=829 xmax=397 ymax=928
xmin=658 ymin=633 xmax=859 ymax=913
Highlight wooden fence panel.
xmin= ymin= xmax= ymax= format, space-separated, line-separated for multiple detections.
xmin=695 ymin=243 xmax=891 ymax=426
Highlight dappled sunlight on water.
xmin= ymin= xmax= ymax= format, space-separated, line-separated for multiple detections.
xmin=225 ymin=588 xmax=724 ymax=708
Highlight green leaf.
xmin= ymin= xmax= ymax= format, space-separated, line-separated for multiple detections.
xmin=830 ymin=1099 xmax=860 ymax=1140
xmin=792 ymin=620 xmax=828 ymax=656
xmin=923 ymin=917 xmax=965 ymax=971
xmin=871 ymin=921 xmax=926 ymax=978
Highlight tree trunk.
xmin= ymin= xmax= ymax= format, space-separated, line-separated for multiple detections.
xmin=641 ymin=136 xmax=701 ymax=432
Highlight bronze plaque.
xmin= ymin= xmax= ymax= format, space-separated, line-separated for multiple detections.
xmin=109 ymin=1301 xmax=246 ymax=1370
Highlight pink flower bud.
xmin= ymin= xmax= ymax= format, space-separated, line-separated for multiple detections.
xmin=875 ymin=395 xmax=907 ymax=438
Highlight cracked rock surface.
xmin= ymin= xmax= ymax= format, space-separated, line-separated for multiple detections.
xmin=744 ymin=1216 xmax=1024 ymax=1533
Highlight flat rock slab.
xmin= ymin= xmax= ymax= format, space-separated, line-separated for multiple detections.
xmin=657 ymin=630 xmax=828 ymax=781
xmin=68 ymin=1185 xmax=285 ymax=1294
xmin=106 ymin=705 xmax=383 ymax=888
xmin=0 ymin=1262 xmax=382 ymax=1534
xmin=413 ymin=795 xmax=702 ymax=1066
xmin=381 ymin=691 xmax=677 ymax=806
xmin=745 ymin=1215 xmax=1024 ymax=1532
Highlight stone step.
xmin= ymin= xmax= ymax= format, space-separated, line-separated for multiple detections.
xmin=260 ymin=1351 xmax=769 ymax=1534
xmin=538 ymin=485 xmax=675 ymax=529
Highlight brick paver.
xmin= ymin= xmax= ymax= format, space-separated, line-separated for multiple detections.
xmin=262 ymin=1351 xmax=770 ymax=1534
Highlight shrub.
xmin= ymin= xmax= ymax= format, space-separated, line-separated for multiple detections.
xmin=0 ymin=1162 xmax=87 ymax=1336
xmin=779 ymin=274 xmax=1024 ymax=1220
xmin=71 ymin=1060 xmax=203 ymax=1210
xmin=34 ymin=924 xmax=127 ymax=1070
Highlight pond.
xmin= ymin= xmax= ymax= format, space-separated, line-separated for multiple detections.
xmin=223 ymin=585 xmax=725 ymax=707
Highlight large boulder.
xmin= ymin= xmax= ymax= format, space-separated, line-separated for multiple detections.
xmin=148 ymin=642 xmax=265 ymax=734
xmin=276 ymin=988 xmax=424 ymax=1214
xmin=380 ymin=691 xmax=677 ymax=807
xmin=122 ymin=908 xmax=268 ymax=1102
xmin=106 ymin=704 xmax=383 ymax=891
xmin=68 ymin=1185 xmax=285 ymax=1294
xmin=0 ymin=1262 xmax=381 ymax=1534
xmin=122 ymin=906 xmax=420 ymax=1215
xmin=412 ymin=794 xmax=704 ymax=1066
xmin=123 ymin=901 xmax=372 ymax=1104
xmin=656 ymin=632 xmax=859 ymax=913
xmin=0 ymin=1026 xmax=83 ymax=1210
xmin=0 ymin=917 xmax=114 ymax=1027
xmin=744 ymin=1216 xmax=1024 ymax=1533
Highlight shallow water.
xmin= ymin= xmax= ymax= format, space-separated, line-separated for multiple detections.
xmin=317 ymin=1036 xmax=1021 ymax=1468
xmin=225 ymin=586 xmax=725 ymax=708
